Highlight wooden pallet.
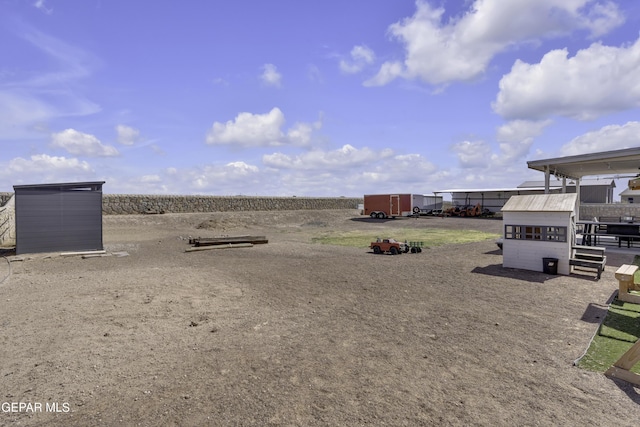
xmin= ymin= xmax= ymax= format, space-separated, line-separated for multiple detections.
xmin=189 ymin=235 xmax=268 ymax=246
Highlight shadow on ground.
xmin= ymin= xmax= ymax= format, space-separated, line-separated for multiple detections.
xmin=471 ymin=264 xmax=547 ymax=283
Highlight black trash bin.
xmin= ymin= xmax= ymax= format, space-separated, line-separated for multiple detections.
xmin=543 ymin=257 xmax=558 ymax=275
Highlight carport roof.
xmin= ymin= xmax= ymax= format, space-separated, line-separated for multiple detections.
xmin=527 ymin=147 xmax=640 ymax=180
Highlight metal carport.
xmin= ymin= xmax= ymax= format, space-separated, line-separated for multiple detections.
xmin=527 ymin=147 xmax=640 ymax=219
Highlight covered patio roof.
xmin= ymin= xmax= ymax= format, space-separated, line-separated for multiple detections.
xmin=527 ymin=147 xmax=640 ymax=180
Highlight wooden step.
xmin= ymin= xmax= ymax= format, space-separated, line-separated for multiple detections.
xmin=569 ymin=256 xmax=606 ymax=280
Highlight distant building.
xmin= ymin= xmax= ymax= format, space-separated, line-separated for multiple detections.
xmin=437 ymin=179 xmax=615 ymax=214
xmin=619 ymin=188 xmax=640 ymax=204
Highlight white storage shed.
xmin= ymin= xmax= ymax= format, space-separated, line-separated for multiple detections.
xmin=501 ymin=193 xmax=577 ymax=275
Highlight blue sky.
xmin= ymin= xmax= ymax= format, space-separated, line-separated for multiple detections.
xmin=1 ymin=0 xmax=640 ymax=198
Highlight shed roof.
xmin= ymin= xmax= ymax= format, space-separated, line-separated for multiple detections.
xmin=619 ymin=188 xmax=640 ymax=197
xmin=501 ymin=193 xmax=577 ymax=212
xmin=13 ymin=181 xmax=105 ymax=190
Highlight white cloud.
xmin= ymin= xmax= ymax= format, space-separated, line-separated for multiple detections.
xmin=0 ymin=154 xmax=94 ymax=187
xmin=260 ymin=64 xmax=282 ymax=87
xmin=451 ymin=120 xmax=550 ymax=173
xmin=68 ymin=146 xmax=444 ymax=196
xmin=140 ymin=175 xmax=162 ymax=183
xmin=116 ymin=125 xmax=141 ymax=146
xmin=33 ymin=0 xmax=53 ymax=15
xmin=286 ymin=123 xmax=314 ymax=146
xmin=493 ymin=38 xmax=640 ymax=120
xmin=260 ymin=148 xmax=439 ymax=195
xmin=206 ymin=108 xmax=319 ymax=148
xmin=367 ymin=0 xmax=623 ymax=86
xmin=494 ymin=119 xmax=552 ymax=165
xmin=439 ymin=121 xmax=597 ymax=190
xmin=169 ymin=162 xmax=262 ymax=194
xmin=444 ymin=140 xmax=532 ymax=188
xmin=560 ymin=121 xmax=640 ymax=156
xmin=51 ymin=129 xmax=119 ymax=157
xmin=206 ymin=108 xmax=285 ymax=147
xmin=340 ymin=45 xmax=376 ymax=74
xmin=374 ymin=153 xmax=438 ymax=176
xmin=581 ymin=1 xmax=626 ymax=37
xmin=452 ymin=140 xmax=494 ymax=168
xmin=262 ymin=144 xmax=394 ymax=170
xmin=496 ymin=120 xmax=551 ymax=144
xmin=363 ymin=62 xmax=404 ymax=87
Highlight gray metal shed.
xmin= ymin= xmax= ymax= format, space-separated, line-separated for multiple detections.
xmin=13 ymin=181 xmax=105 ymax=255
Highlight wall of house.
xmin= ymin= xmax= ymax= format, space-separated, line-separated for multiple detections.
xmin=502 ymin=211 xmax=573 ymax=275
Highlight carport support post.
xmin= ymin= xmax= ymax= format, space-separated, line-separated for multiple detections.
xmin=544 ymin=167 xmax=550 ymax=194
xmin=575 ymin=178 xmax=581 ymax=221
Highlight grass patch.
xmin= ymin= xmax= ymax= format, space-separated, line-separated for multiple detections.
xmin=310 ymin=228 xmax=500 ymax=248
xmin=576 ymin=299 xmax=640 ymax=373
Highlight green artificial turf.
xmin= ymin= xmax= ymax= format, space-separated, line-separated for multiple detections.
xmin=577 ymin=298 xmax=640 ymax=373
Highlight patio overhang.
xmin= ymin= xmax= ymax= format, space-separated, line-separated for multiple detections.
xmin=527 ymin=147 xmax=640 ymax=181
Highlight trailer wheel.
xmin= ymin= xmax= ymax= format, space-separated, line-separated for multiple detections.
xmin=413 ymin=206 xmax=420 ymax=214
xmin=390 ymin=246 xmax=398 ymax=255
xmin=372 ymin=246 xmax=381 ymax=254
xmin=411 ymin=247 xmax=417 ymax=253
xmin=376 ymin=212 xmax=385 ymax=219
xmin=370 ymin=212 xmax=377 ymax=218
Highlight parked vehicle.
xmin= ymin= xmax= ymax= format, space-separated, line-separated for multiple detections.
xmin=445 ymin=203 xmax=483 ymax=217
xmin=370 ymin=238 xmax=408 ymax=255
xmin=370 ymin=238 xmax=424 ymax=255
xmin=364 ymin=194 xmax=442 ymax=219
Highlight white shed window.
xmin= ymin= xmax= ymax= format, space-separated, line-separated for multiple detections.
xmin=505 ymin=225 xmax=567 ymax=242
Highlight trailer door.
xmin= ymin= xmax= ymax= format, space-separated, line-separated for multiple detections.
xmin=390 ymin=195 xmax=400 ymax=217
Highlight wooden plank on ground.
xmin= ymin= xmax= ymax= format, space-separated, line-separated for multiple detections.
xmin=190 ymin=236 xmax=268 ymax=246
xmin=185 ymin=243 xmax=254 ymax=252
xmin=61 ymin=250 xmax=107 ymax=257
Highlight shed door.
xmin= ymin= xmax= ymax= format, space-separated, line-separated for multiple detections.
xmin=390 ymin=195 xmax=400 ymax=216
xmin=16 ymin=187 xmax=103 ymax=254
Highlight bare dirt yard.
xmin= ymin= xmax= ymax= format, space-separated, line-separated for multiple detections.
xmin=1 ymin=209 xmax=639 ymax=426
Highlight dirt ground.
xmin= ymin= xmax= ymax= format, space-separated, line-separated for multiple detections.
xmin=1 ymin=209 xmax=639 ymax=426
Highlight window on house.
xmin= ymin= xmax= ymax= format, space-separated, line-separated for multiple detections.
xmin=505 ymin=225 xmax=567 ymax=242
